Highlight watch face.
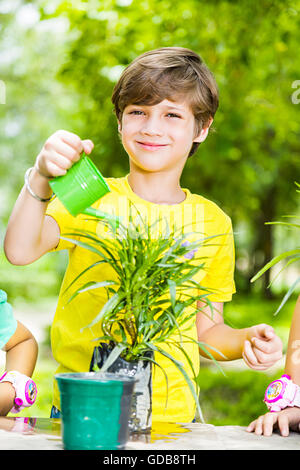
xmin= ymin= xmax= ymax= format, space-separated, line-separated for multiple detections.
xmin=265 ymin=380 xmax=283 ymax=402
xmin=25 ymin=380 xmax=37 ymax=404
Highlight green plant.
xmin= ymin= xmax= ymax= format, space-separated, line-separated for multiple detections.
xmin=251 ymin=182 xmax=300 ymax=313
xmin=61 ymin=205 xmax=224 ymax=421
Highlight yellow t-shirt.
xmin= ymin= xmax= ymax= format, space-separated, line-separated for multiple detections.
xmin=46 ymin=174 xmax=236 ymax=422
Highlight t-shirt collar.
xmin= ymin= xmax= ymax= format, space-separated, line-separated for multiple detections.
xmin=124 ymin=174 xmax=191 ymax=207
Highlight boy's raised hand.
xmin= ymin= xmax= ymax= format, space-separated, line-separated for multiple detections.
xmin=35 ymin=130 xmax=94 ymax=178
xmin=242 ymin=324 xmax=283 ymax=370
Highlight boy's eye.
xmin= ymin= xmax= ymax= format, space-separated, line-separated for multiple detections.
xmin=129 ymin=110 xmax=144 ymax=115
xmin=166 ymin=113 xmax=181 ymax=118
xmin=127 ymin=110 xmax=182 ymax=119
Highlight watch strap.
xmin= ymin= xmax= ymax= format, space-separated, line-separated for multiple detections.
xmin=0 ymin=370 xmax=37 ymax=413
xmin=293 ymin=385 xmax=300 ymax=408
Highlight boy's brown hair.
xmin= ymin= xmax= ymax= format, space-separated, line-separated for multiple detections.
xmin=111 ymin=47 xmax=219 ymax=156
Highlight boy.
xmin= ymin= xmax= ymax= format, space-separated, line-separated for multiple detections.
xmin=4 ymin=47 xmax=282 ymax=422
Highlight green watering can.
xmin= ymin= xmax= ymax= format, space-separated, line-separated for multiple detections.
xmin=49 ymin=155 xmax=120 ymax=226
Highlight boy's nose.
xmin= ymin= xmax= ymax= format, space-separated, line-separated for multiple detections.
xmin=140 ymin=117 xmax=164 ymax=136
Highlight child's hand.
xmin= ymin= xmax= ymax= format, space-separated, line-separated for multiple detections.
xmin=242 ymin=324 xmax=283 ymax=370
xmin=247 ymin=407 xmax=300 ymax=436
xmin=35 ymin=130 xmax=94 ymax=178
xmin=0 ymin=382 xmax=15 ymax=416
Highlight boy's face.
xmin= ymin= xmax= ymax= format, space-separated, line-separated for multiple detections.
xmin=119 ymin=99 xmax=210 ymax=174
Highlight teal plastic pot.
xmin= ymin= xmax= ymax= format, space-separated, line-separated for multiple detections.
xmin=55 ymin=372 xmax=136 ymax=450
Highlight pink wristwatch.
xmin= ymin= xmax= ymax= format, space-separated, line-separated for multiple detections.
xmin=264 ymin=374 xmax=300 ymax=412
xmin=0 ymin=370 xmax=37 ymax=413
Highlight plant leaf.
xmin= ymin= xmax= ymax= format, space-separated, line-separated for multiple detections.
xmin=168 ymin=279 xmax=177 ymax=310
xmin=265 ymin=221 xmax=300 ymax=229
xmin=251 ymin=249 xmax=300 ymax=282
xmin=274 ymin=276 xmax=300 ymax=315
xmin=267 ymin=255 xmax=300 ymax=288
xmin=81 ymin=292 xmax=125 ymax=331
xmin=67 ymin=280 xmax=117 ymax=304
xmin=63 ymin=260 xmax=107 ymax=295
xmin=99 ymin=343 xmax=127 ymax=372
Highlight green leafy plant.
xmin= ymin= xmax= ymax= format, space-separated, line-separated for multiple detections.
xmin=61 ymin=205 xmax=224 ymax=422
xmin=251 ymin=182 xmax=300 ymax=313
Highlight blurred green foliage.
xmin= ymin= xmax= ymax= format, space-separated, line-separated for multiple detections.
xmin=0 ymin=250 xmax=67 ymax=301
xmin=199 ymin=367 xmax=280 ymax=426
xmin=0 ymin=0 xmax=299 ymax=301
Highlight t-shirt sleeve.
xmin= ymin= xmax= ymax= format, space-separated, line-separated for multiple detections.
xmin=198 ymin=215 xmax=236 ymax=303
xmin=45 ymin=197 xmax=82 ymax=251
xmin=0 ymin=302 xmax=17 ymax=350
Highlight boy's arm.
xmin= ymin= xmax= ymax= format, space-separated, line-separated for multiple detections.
xmin=196 ymin=300 xmax=282 ymax=369
xmin=196 ymin=301 xmax=246 ymax=360
xmin=0 ymin=321 xmax=38 ymax=415
xmin=4 ymin=176 xmax=61 ymax=265
xmin=4 ymin=130 xmax=94 ymax=265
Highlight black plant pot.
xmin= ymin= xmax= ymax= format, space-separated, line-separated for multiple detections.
xmin=90 ymin=343 xmax=152 ymax=432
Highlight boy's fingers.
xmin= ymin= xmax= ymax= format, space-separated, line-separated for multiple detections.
xmin=243 ymin=355 xmax=271 ymax=370
xmin=243 ymin=341 xmax=276 ymax=370
xmin=243 ymin=340 xmax=260 ymax=367
xmin=46 ymin=161 xmax=67 ymax=177
xmin=57 ymin=130 xmax=85 ymax=153
xmin=49 ymin=140 xmax=82 ymax=162
xmin=81 ymin=139 xmax=94 ymax=155
xmin=251 ymin=337 xmax=272 ymax=352
xmin=255 ymin=324 xmax=274 ymax=339
xmin=264 ymin=327 xmax=275 ymax=339
xmin=251 ymin=336 xmax=282 ymax=363
xmin=242 ymin=340 xmax=264 ymax=369
xmin=45 ymin=151 xmax=74 ymax=171
xmin=251 ymin=344 xmax=282 ymax=364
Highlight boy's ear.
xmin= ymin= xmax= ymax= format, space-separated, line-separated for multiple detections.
xmin=118 ymin=121 xmax=122 ymax=133
xmin=194 ymin=118 xmax=213 ymax=143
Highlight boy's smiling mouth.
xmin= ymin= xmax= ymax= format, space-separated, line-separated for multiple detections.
xmin=136 ymin=140 xmax=169 ymax=150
